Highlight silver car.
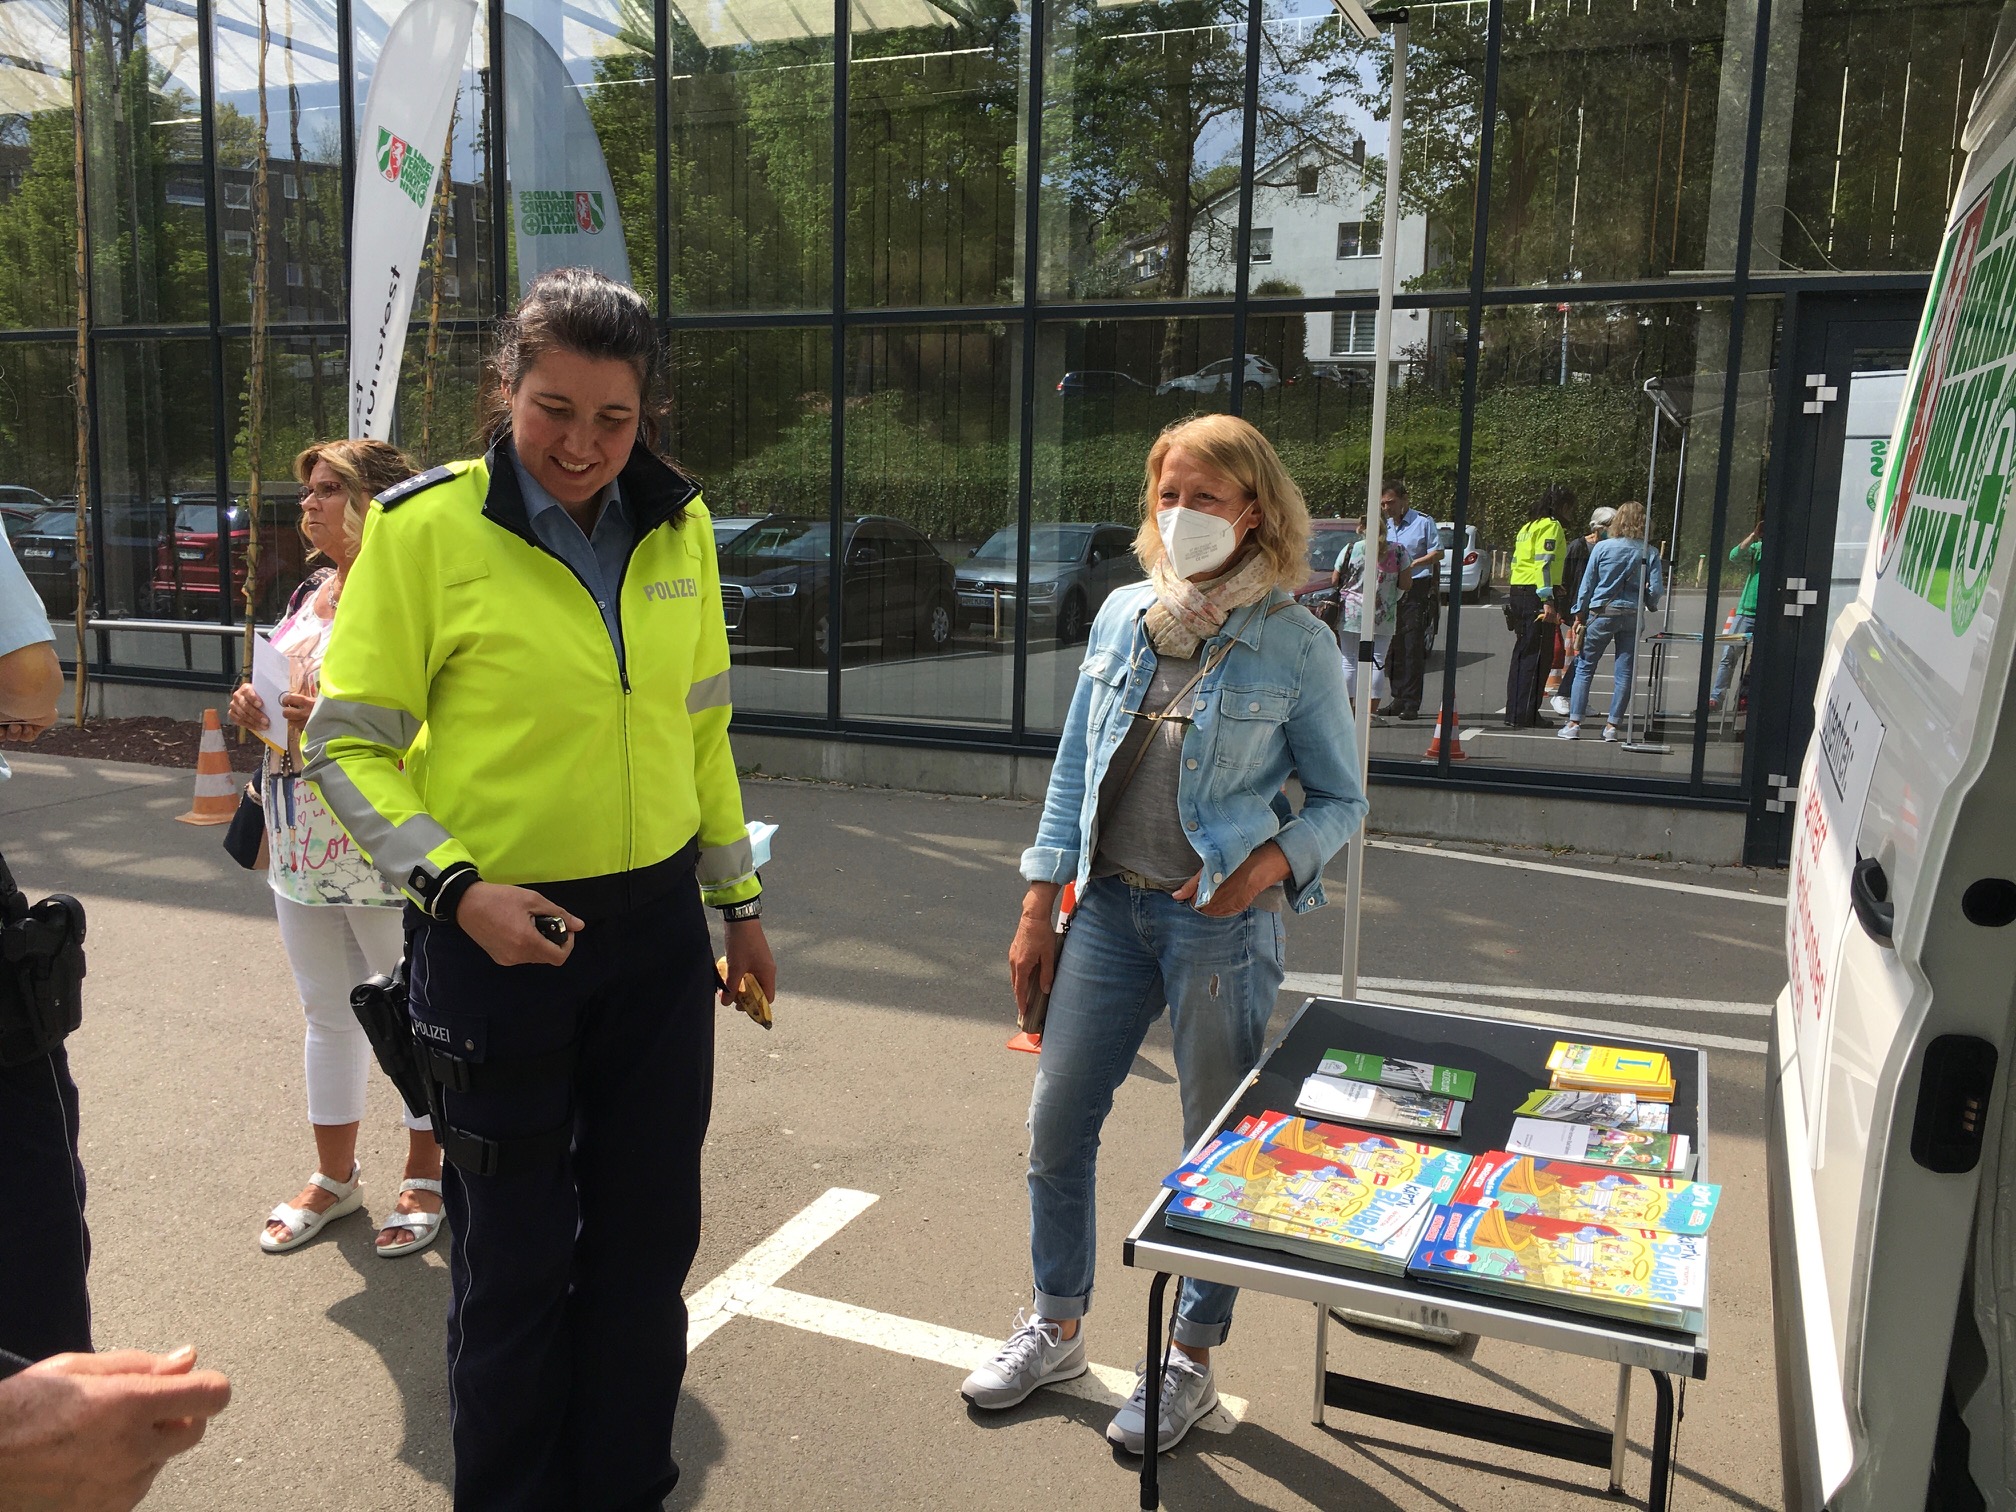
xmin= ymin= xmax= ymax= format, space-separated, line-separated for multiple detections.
xmin=954 ymin=522 xmax=1141 ymax=645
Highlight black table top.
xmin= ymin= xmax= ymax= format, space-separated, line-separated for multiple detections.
xmin=1124 ymin=995 xmax=1711 ymax=1367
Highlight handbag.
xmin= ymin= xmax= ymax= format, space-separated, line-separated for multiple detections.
xmin=222 ymin=766 xmax=268 ymax=871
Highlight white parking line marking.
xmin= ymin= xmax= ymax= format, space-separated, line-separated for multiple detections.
xmin=1277 ymin=974 xmax=1766 ymax=1055
xmin=1365 ymin=838 xmax=1786 ymax=907
xmin=686 ymin=1191 xmax=1248 ymax=1432
xmin=1346 ymin=975 xmax=1771 ymax=1018
xmin=686 ymin=1188 xmax=878 ymax=1351
xmin=744 ymin=1287 xmax=1248 ymax=1432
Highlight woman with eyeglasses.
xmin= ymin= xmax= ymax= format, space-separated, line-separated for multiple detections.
xmin=227 ymin=439 xmax=445 ymax=1257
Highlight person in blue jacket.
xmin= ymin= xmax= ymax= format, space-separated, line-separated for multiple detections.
xmin=1559 ymin=499 xmax=1666 ymax=741
xmin=961 ymin=413 xmax=1368 ymax=1456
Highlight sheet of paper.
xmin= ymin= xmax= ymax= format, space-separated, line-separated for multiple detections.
xmin=249 ymin=633 xmax=293 ymax=754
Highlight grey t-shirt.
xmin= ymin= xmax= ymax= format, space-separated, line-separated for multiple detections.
xmin=1092 ymin=651 xmax=1283 ymax=911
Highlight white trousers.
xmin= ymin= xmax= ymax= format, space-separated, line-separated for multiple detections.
xmin=272 ymin=894 xmax=428 ymax=1129
xmin=1342 ymin=634 xmax=1392 ymax=703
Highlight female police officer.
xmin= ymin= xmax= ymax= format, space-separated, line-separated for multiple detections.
xmin=304 ymin=266 xmax=776 ymax=1512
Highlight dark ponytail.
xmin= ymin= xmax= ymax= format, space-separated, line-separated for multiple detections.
xmin=476 ymin=267 xmax=667 ymax=452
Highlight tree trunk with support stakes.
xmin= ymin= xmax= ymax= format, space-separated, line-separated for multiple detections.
xmin=419 ymin=93 xmax=459 ymax=463
xmin=68 ymin=0 xmax=91 ymax=727
xmin=242 ymin=0 xmax=271 ymax=710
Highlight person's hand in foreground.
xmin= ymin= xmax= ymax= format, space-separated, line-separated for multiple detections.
xmin=0 ymin=1346 xmax=232 ymax=1512
xmin=721 ymin=919 xmax=777 ymax=1010
xmin=1008 ymin=881 xmax=1063 ymax=1020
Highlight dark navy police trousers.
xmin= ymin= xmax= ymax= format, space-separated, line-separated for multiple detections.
xmin=0 ymin=1046 xmax=91 ymax=1361
xmin=408 ymin=871 xmax=716 ymax=1512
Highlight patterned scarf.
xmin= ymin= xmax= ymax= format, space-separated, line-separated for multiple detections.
xmin=1144 ymin=546 xmax=1277 ymax=659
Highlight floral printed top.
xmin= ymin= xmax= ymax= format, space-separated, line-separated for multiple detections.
xmin=262 ymin=568 xmax=402 ymax=908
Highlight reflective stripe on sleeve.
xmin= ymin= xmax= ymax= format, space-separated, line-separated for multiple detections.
xmin=686 ymin=669 xmax=732 ymax=715
xmin=697 ymin=832 xmax=754 ymax=887
xmin=311 ymin=696 xmax=420 ymax=753
xmin=306 ymin=758 xmax=456 ymax=884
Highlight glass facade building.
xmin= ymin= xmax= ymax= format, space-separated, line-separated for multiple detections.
xmin=7 ymin=0 xmax=1997 ymax=860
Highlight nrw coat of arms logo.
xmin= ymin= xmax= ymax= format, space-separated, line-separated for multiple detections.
xmin=375 ymin=127 xmax=435 ymax=209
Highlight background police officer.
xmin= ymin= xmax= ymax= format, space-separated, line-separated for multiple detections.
xmin=307 ymin=267 xmax=776 ymax=1512
xmin=1504 ymin=483 xmax=1571 ymax=729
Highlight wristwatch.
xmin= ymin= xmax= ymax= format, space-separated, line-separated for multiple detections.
xmin=717 ymin=896 xmax=763 ymax=923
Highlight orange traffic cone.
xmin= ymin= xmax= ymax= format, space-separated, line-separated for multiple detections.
xmin=175 ymin=708 xmax=239 ymax=824
xmin=1424 ymin=707 xmax=1468 ymax=761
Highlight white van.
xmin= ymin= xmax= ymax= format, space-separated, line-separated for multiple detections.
xmin=1769 ymin=16 xmax=2016 ymax=1508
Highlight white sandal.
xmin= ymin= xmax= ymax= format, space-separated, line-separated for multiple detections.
xmin=375 ymin=1178 xmax=446 ymax=1258
xmin=260 ymin=1165 xmax=363 ymax=1253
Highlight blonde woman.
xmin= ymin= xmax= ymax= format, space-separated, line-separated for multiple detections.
xmin=228 ymin=440 xmax=444 ymax=1256
xmin=1559 ymin=500 xmax=1666 ymax=742
xmin=963 ymin=413 xmax=1368 ymax=1454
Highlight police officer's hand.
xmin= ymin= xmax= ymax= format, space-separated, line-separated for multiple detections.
xmin=457 ymin=882 xmax=585 ymax=967
xmin=0 ymin=1345 xmax=232 ymax=1512
xmin=723 ymin=919 xmax=776 ymax=1009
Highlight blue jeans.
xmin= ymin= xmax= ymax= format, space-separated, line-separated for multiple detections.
xmin=1709 ymin=613 xmax=1754 ymax=703
xmin=1569 ymin=610 xmax=1638 ymax=727
xmin=1026 ymin=876 xmax=1286 ymax=1348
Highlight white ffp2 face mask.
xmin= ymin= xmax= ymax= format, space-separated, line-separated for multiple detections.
xmin=1157 ymin=505 xmax=1252 ymax=578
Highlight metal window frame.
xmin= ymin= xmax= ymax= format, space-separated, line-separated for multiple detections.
xmin=49 ymin=0 xmax=1948 ymax=817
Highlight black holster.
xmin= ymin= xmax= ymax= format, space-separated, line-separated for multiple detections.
xmin=350 ymin=962 xmax=577 ymax=1174
xmin=0 ymin=852 xmax=86 ymax=1068
xmin=349 ymin=965 xmax=441 ymax=1130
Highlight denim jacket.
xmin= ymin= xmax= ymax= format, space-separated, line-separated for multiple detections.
xmin=1022 ymin=581 xmax=1369 ymax=914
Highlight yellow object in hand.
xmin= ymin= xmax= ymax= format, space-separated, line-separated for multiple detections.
xmin=716 ymin=955 xmax=773 ymax=1029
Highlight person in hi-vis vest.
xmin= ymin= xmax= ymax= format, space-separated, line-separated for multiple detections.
xmin=1503 ymin=483 xmax=1571 ymax=729
xmin=305 ymin=267 xmax=776 ymax=1512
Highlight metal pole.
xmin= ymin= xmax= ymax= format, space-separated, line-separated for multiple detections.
xmin=1339 ymin=13 xmax=1404 ymax=1001
xmin=1622 ymin=382 xmax=1671 ymax=754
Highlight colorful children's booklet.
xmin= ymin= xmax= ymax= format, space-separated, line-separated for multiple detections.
xmin=1234 ymin=1112 xmax=1473 ymax=1193
xmin=1452 ymin=1150 xmax=1720 ymax=1236
xmin=1163 ymin=1188 xmax=1435 ymax=1274
xmin=1407 ymin=1202 xmax=1707 ymax=1332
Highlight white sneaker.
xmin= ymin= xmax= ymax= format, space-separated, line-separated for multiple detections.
xmin=1106 ymin=1352 xmax=1220 ymax=1454
xmin=960 ymin=1311 xmax=1088 ymax=1409
xmin=1603 ymin=724 xmax=1621 ymax=743
xmin=1549 ymin=694 xmax=1571 ymax=716
xmin=1556 ymin=723 xmax=1581 ymax=740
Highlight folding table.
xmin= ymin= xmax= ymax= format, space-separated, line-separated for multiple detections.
xmin=1124 ymin=995 xmax=1709 ymax=1510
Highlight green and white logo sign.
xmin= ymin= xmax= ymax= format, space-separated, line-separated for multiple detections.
xmin=1872 ymin=138 xmax=2016 ymax=688
xmin=518 ymin=189 xmax=606 ymax=238
xmin=376 ymin=126 xmax=436 ymax=210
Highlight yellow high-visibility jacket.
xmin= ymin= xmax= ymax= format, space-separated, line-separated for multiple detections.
xmin=1510 ymin=516 xmax=1565 ymax=599
xmin=302 ymin=443 xmax=759 ymax=916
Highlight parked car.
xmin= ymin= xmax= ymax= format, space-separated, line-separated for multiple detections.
xmin=1156 ymin=355 xmax=1282 ymax=396
xmin=148 ymin=492 xmax=306 ymax=620
xmin=1056 ymin=370 xmax=1152 ymax=398
xmin=11 ymin=507 xmax=79 ymax=613
xmin=954 ymin=522 xmax=1141 ymax=645
xmin=1295 ymin=517 xmax=1361 ymax=605
xmin=711 ymin=516 xmax=764 ymax=551
xmin=1436 ymin=521 xmax=1491 ymax=601
xmin=718 ymin=514 xmax=958 ymax=666
xmin=0 ymin=486 xmax=51 ymax=543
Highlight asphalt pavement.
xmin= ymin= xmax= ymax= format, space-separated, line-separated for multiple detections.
xmin=0 ymin=751 xmax=1787 ymax=1512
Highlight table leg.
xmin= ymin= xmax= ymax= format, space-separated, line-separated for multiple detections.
xmin=1608 ymin=1364 xmax=1632 ymax=1495
xmin=1648 ymin=1371 xmax=1676 ymax=1512
xmin=1141 ymin=1272 xmax=1170 ymax=1511
xmin=1313 ymin=1303 xmax=1329 ymax=1427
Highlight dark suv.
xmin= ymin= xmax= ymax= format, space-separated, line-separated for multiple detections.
xmin=718 ymin=515 xmax=958 ymax=666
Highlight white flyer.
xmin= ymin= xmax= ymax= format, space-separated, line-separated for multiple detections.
xmin=249 ymin=633 xmax=293 ymax=755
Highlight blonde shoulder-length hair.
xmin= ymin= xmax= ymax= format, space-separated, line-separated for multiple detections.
xmin=1133 ymin=413 xmax=1311 ymax=593
xmin=1609 ymin=500 xmax=1648 ymax=540
xmin=294 ymin=438 xmax=418 ymax=556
